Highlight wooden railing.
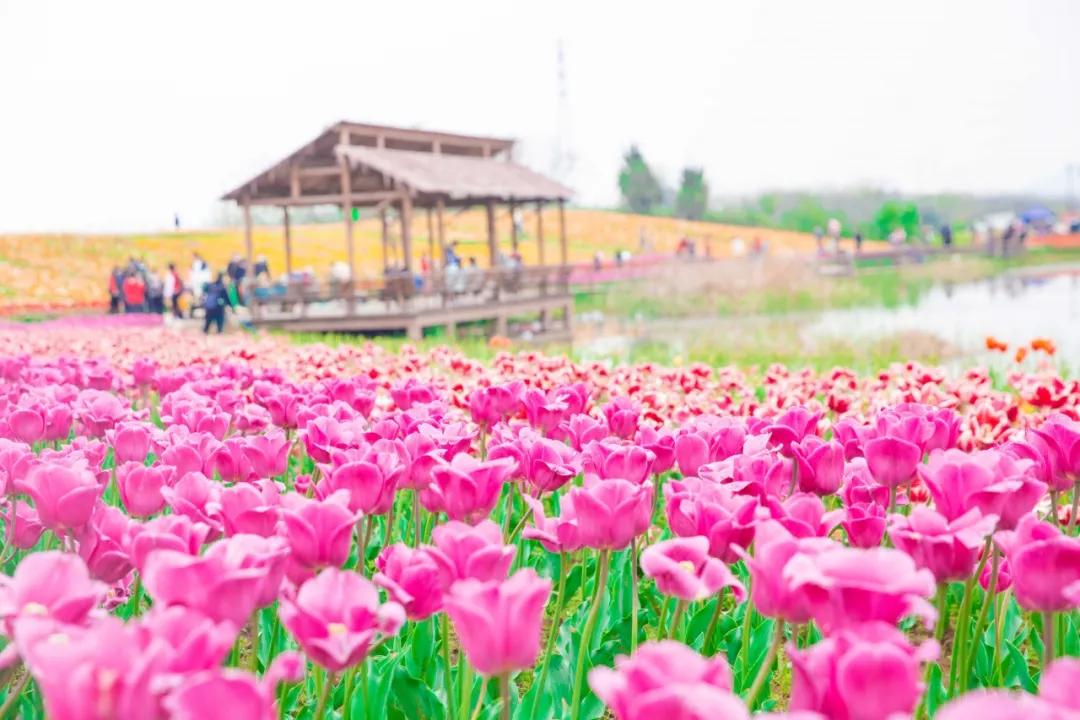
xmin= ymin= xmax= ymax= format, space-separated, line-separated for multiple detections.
xmin=249 ymin=264 xmax=572 ymax=315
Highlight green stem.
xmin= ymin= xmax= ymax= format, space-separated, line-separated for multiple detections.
xmin=412 ymin=491 xmax=422 ymax=547
xmin=500 ymin=673 xmax=511 ymax=720
xmin=0 ymin=672 xmax=29 ymax=720
xmin=469 ymin=677 xmax=489 ymax=720
xmin=1042 ymin=611 xmax=1055 ymax=667
xmin=948 ymin=538 xmax=992 ymax=696
xmin=501 ymin=485 xmax=515 ymax=543
xmin=458 ymin=661 xmax=473 ymax=720
xmin=656 ymin=597 xmax=671 ymax=641
xmin=887 ymin=484 xmax=898 ymax=516
xmin=630 ymin=540 xmax=639 ymax=652
xmin=569 ymin=550 xmax=610 ymax=720
xmin=668 ymin=600 xmax=687 ymax=641
xmin=1070 ymin=480 xmax=1079 ymax=532
xmin=341 ymin=665 xmax=356 ymax=720
xmin=702 ymin=597 xmax=725 ymax=655
xmin=248 ymin=619 xmax=259 ymax=674
xmin=738 ymin=603 xmax=754 ymax=687
xmin=357 ymin=517 xmax=368 ymax=574
xmin=530 ymin=553 xmax=569 ymax=719
xmin=1050 ymin=491 xmax=1060 ymax=526
xmin=442 ymin=614 xmax=456 ymax=720
xmin=934 ymin=583 xmax=949 ymax=642
xmin=960 ymin=545 xmax=998 ymax=692
xmin=990 ymin=590 xmax=1006 ymax=686
xmin=744 ymin=619 xmax=784 ymax=711
xmin=313 ymin=671 xmax=335 ymax=720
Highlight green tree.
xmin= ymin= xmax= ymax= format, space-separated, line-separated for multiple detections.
xmin=617 ymin=145 xmax=664 ymax=214
xmin=779 ymin=197 xmax=832 ymax=234
xmin=674 ymin=167 xmax=709 ymax=220
xmin=872 ymin=201 xmax=920 ymax=240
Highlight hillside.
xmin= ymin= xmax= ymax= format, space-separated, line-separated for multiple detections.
xmin=0 ymin=209 xmax=823 ymax=312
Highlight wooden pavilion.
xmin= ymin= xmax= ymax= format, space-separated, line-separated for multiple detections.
xmin=222 ymin=121 xmax=575 ymax=339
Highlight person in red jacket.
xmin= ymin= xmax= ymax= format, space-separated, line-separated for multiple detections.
xmin=122 ymin=272 xmax=146 ymax=313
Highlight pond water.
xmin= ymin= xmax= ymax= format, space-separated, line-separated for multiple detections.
xmin=574 ymin=265 xmax=1080 ymax=368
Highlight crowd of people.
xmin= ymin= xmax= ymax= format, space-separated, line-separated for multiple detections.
xmin=107 ymin=253 xmax=272 ymax=334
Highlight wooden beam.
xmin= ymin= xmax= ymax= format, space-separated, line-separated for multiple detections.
xmin=380 ymin=208 xmax=389 ymax=269
xmin=242 ymin=199 xmax=254 ymax=276
xmin=297 ymin=166 xmax=342 ymax=178
xmin=340 ymin=159 xmax=355 ymax=299
xmin=426 ymin=208 xmax=435 ymax=269
xmin=436 ymin=197 xmax=446 ymax=266
xmin=400 ymin=193 xmax=414 ymax=274
xmin=283 ymin=206 xmax=293 ymax=277
xmin=509 ymin=201 xmax=519 ymax=254
xmin=486 ymin=200 xmax=497 ymax=267
xmin=558 ymin=199 xmax=568 ymax=266
xmin=536 ymin=201 xmax=545 ymax=266
xmin=249 ymin=190 xmax=403 ymax=208
xmin=289 ymin=165 xmax=300 ymax=198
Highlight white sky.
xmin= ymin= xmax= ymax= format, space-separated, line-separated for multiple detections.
xmin=1 ymin=0 xmax=1078 ymax=233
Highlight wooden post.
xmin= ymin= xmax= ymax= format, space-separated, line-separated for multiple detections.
xmin=283 ymin=207 xmax=293 ymax=277
xmin=400 ymin=193 xmax=414 ymax=274
xmin=426 ymin=208 xmax=435 ymax=269
xmin=535 ymin=201 xmax=545 ymax=266
xmin=558 ymin=199 xmax=568 ymax=265
xmin=380 ymin=208 xmax=389 ymax=270
xmin=436 ymin=197 xmax=446 ymax=265
xmin=242 ymin=199 xmax=254 ymax=273
xmin=486 ymin=200 xmax=497 ymax=267
xmin=340 ymin=159 xmax=355 ymax=307
xmin=509 ymin=201 xmax=519 ymax=253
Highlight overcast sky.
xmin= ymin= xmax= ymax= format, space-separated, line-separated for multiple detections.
xmin=2 ymin=0 xmax=1078 ymax=233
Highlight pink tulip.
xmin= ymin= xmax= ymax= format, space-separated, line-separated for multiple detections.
xmin=116 ymin=461 xmax=172 ymax=517
xmin=1 ymin=499 xmax=45 ymax=549
xmin=635 ymin=425 xmax=677 ymax=473
xmin=839 ymin=457 xmax=891 ymax=509
xmin=142 ymin=544 xmax=268 ymax=626
xmin=789 ymin=621 xmax=937 ymax=720
xmin=783 ymin=545 xmax=937 ymax=631
xmin=981 ymin=551 xmax=1012 ymax=593
xmin=468 ymin=381 xmax=523 ymax=430
xmin=566 ymin=476 xmax=652 ymax=551
xmin=1040 ymin=657 xmax=1080 ymax=712
xmin=589 ymin=640 xmax=743 ymax=720
xmin=240 ymin=430 xmax=291 ymax=479
xmin=840 ymin=502 xmax=887 ymax=549
xmin=420 ymin=455 xmax=515 ymax=524
xmin=76 ymin=503 xmax=134 ymax=584
xmin=521 ymin=494 xmax=583 ymax=554
xmin=556 ymin=413 xmax=608 ymax=451
xmin=791 ymin=437 xmax=845 ymax=496
xmin=161 ymin=471 xmax=225 ymax=537
xmin=766 ymin=492 xmax=842 ymax=539
xmin=165 ymin=659 xmax=303 ymax=720
xmin=602 ymin=397 xmax=640 ymax=440
xmin=935 ymin=691 xmax=1063 ymax=720
xmin=212 ymin=438 xmax=257 ymax=484
xmin=400 ymin=430 xmax=444 ymax=490
xmin=318 ymin=448 xmax=402 ymax=516
xmin=640 ymin=536 xmax=746 ymax=602
xmin=888 ymin=507 xmax=998 ymax=583
xmin=523 ymin=388 xmax=571 ymax=435
xmin=1030 ymin=414 xmax=1080 ymax=491
xmin=443 ymin=568 xmax=551 ymax=676
xmin=864 ymin=436 xmax=921 ymax=488
xmin=522 ymin=436 xmax=582 ymax=494
xmin=126 ymin=514 xmax=210 ymax=572
xmin=920 ymin=448 xmax=1047 ymax=530
xmin=206 ymin=533 xmax=289 ymax=608
xmin=0 ymin=438 xmax=34 ymax=496
xmin=763 ymin=406 xmax=822 ymax=453
xmin=390 ymin=377 xmax=438 ymax=410
xmin=138 ymin=605 xmax=236 ymax=673
xmin=583 ymin=441 xmax=654 ymax=485
xmin=280 ymin=490 xmax=358 ymax=584
xmin=220 ymin=480 xmax=283 ymax=537
xmin=995 ymin=514 xmax=1080 ymax=612
xmin=74 ymin=389 xmax=129 ymax=437
xmin=9 ymin=406 xmax=45 ymax=444
xmin=108 ymin=422 xmax=152 ymax=464
xmin=16 ymin=460 xmax=101 ymax=534
xmin=664 ymin=476 xmax=757 ymax=562
xmin=374 ymin=543 xmax=444 ymax=620
xmin=427 ymin=519 xmax=516 ymax=587
xmin=737 ymin=520 xmax=832 ymax=623
xmin=279 ymin=567 xmax=404 ymax=671
xmin=0 ymin=551 xmax=104 ymax=632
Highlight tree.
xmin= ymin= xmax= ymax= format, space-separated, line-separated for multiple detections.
xmin=617 ymin=146 xmax=664 ymax=214
xmin=872 ymin=201 xmax=921 ymax=240
xmin=779 ymin=197 xmax=832 ymax=234
xmin=674 ymin=167 xmax=709 ymax=220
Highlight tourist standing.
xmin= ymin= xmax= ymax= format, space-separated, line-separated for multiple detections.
xmin=202 ymin=273 xmax=233 ymax=333
xmin=108 ymin=267 xmax=123 ymax=313
xmin=145 ymin=268 xmax=165 ymax=314
xmin=122 ymin=272 xmax=146 ymax=313
xmin=164 ymin=263 xmax=184 ymax=318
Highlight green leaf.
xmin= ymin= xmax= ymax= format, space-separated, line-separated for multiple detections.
xmin=925 ymin=662 xmax=947 ymax=716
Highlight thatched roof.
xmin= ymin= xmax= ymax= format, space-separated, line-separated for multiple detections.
xmin=336 ymin=146 xmax=573 ymax=203
xmin=222 ymin=120 xmax=571 ymax=207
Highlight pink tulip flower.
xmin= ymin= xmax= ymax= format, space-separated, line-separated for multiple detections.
xmin=791 ymin=437 xmax=845 ymax=496
xmin=1 ymin=499 xmax=45 ymax=549
xmin=374 ymin=543 xmax=444 ymax=620
xmin=1040 ymin=657 xmax=1080 ymax=712
xmin=602 ymin=397 xmax=641 ymax=440
xmin=138 ymin=605 xmax=236 ymax=673
xmin=318 ymin=448 xmax=402 ymax=516
xmin=443 ymin=568 xmax=551 ymax=676
xmin=141 ymin=544 xmax=268 ymax=626
xmin=789 ymin=621 xmax=937 ymax=720
xmin=0 ymin=551 xmax=104 ymax=633
xmin=9 ymin=406 xmax=45 ymax=444
xmin=427 ymin=519 xmax=516 ymax=587
xmin=864 ymin=435 xmax=922 ymax=488
xmin=763 ymin=406 xmax=822 ymax=454
xmin=240 ymin=430 xmax=291 ymax=479
xmin=664 ymin=476 xmax=757 ymax=562
xmin=468 ymin=381 xmax=524 ymax=430
xmin=783 ymin=545 xmax=937 ymax=631
xmin=74 ymin=389 xmax=129 ymax=437
xmin=995 ymin=514 xmax=1080 ymax=612
xmin=888 ymin=507 xmax=998 ymax=583
xmin=920 ymin=448 xmax=1047 ymax=530
xmin=935 ymin=691 xmax=1063 ymax=720
xmin=279 ymin=567 xmax=404 ymax=672
xmin=589 ymin=640 xmax=743 ymax=720
xmin=840 ymin=502 xmax=887 ymax=549
xmin=737 ymin=520 xmax=833 ymax=623
xmin=566 ymin=476 xmax=653 ymax=551
xmin=116 ymin=461 xmax=172 ymax=517
xmin=220 ymin=480 xmax=283 ymax=537
xmin=635 ymin=425 xmax=677 ymax=473
xmin=1030 ymin=414 xmax=1080 ymax=492
xmin=160 ymin=471 xmax=225 ymax=538
xmin=766 ymin=492 xmax=842 ymax=539
xmin=522 ymin=388 xmax=571 ymax=435
xmin=165 ymin=659 xmax=303 ymax=720
xmin=126 ymin=514 xmax=211 ymax=572
xmin=76 ymin=503 xmax=135 ymax=584
xmin=582 ymin=441 xmax=654 ymax=485
xmin=521 ymin=494 xmax=583 ymax=554
xmin=420 ymin=454 xmax=515 ymax=524
xmin=108 ymin=422 xmax=152 ymax=464
xmin=16 ymin=460 xmax=101 ymax=534
xmin=280 ymin=490 xmax=358 ymax=584
xmin=206 ymin=533 xmax=290 ymax=608
xmin=522 ymin=436 xmax=582 ymax=494
xmin=640 ymin=536 xmax=746 ymax=602
xmin=556 ymin=413 xmax=608 ymax=451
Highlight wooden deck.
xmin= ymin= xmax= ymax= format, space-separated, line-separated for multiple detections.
xmin=248 ymin=264 xmax=573 ymax=340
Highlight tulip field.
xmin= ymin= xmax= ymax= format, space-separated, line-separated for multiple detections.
xmin=0 ymin=316 xmax=1078 ymax=720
